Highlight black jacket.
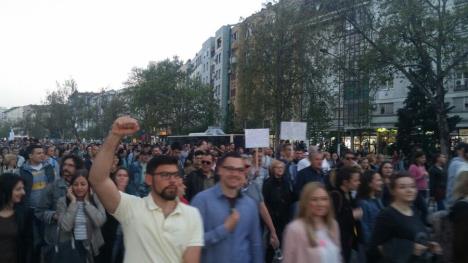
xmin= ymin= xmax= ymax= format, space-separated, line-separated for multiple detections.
xmin=184 ymin=169 xmax=213 ymax=201
xmin=262 ymin=176 xmax=294 ymax=239
xmin=15 ymin=204 xmax=33 ymax=263
xmin=330 ymin=188 xmax=359 ymax=263
xmin=293 ymin=166 xmax=324 ymax=200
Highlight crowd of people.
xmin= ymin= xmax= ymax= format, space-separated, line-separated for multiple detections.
xmin=0 ymin=116 xmax=467 ymax=263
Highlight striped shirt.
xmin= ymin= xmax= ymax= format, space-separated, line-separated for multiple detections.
xmin=74 ymin=202 xmax=88 ymax=240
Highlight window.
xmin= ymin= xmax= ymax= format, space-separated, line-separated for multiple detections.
xmin=379 ymin=103 xmax=394 ymax=115
xmin=454 ymin=70 xmax=468 ymax=91
xmin=217 ymin=38 xmax=222 ymax=49
xmin=453 ymin=97 xmax=468 ymax=112
xmin=232 ymin=31 xmax=238 ymax=41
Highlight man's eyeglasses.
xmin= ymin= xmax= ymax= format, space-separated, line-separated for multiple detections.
xmin=201 ymin=161 xmax=212 ymax=165
xmin=153 ymin=172 xmax=182 ymax=180
xmin=221 ymin=166 xmax=245 ymax=173
xmin=346 ymin=157 xmax=357 ymax=160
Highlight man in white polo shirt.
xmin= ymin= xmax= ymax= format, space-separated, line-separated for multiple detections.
xmin=89 ymin=116 xmax=204 ymax=263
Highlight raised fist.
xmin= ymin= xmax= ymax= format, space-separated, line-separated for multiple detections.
xmin=111 ymin=116 xmax=140 ymax=137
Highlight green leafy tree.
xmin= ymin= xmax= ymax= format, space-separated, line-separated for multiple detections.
xmin=126 ymin=58 xmax=219 ymax=135
xmin=396 ymin=76 xmax=461 ymax=155
xmin=237 ymin=1 xmax=334 ymax=146
xmin=332 ymin=0 xmax=468 ymax=155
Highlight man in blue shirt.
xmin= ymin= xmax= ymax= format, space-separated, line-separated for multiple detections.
xmin=191 ymin=152 xmax=263 ymax=263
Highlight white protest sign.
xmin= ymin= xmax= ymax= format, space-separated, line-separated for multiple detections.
xmin=245 ymin=129 xmax=270 ymax=148
xmin=280 ymin=122 xmax=307 ymax=141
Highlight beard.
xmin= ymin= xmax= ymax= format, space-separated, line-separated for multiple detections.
xmin=157 ymin=186 xmax=178 ymax=201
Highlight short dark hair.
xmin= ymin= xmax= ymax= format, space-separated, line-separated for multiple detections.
xmin=455 ymin=142 xmax=468 ymax=151
xmin=336 ymin=166 xmax=361 ymax=187
xmin=194 ymin=150 xmax=205 ymax=157
xmin=411 ymin=150 xmax=426 ymax=164
xmin=215 ymin=152 xmax=242 ymax=173
xmin=27 ymin=144 xmax=43 ymax=155
xmin=389 ymin=171 xmax=414 ymax=191
xmin=61 ymin=155 xmax=84 ymax=171
xmin=171 ymin=142 xmax=182 ymax=151
xmin=146 ymin=155 xmax=179 ymax=175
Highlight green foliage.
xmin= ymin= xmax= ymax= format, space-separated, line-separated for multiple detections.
xmin=126 ymin=58 xmax=219 ymax=135
xmin=396 ymin=81 xmax=461 ymax=156
xmin=237 ymin=2 xmax=334 ymax=144
xmin=333 ymin=0 xmax=468 ymax=154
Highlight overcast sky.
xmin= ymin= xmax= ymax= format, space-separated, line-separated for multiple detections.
xmin=0 ymin=0 xmax=264 ymax=108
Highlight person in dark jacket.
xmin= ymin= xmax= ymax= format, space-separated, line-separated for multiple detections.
xmin=0 ymin=174 xmax=32 ymax=263
xmin=294 ymin=151 xmax=324 ymax=199
xmin=449 ymin=171 xmax=468 ymax=263
xmin=263 ymin=160 xmax=294 ymax=262
xmin=97 ymin=167 xmax=130 ymax=263
xmin=184 ymin=152 xmax=215 ymax=201
xmin=429 ymin=153 xmax=447 ymax=211
xmin=378 ymin=161 xmax=394 ymax=207
xmin=330 ymin=166 xmax=362 ymax=263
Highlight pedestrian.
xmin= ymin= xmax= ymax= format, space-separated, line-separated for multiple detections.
xmin=368 ymin=172 xmax=442 ymax=262
xmin=128 ymin=150 xmax=150 ymax=196
xmin=97 ymin=167 xmax=131 ymax=263
xmin=449 ymin=171 xmax=468 ymax=263
xmin=55 ymin=170 xmax=106 ymax=262
xmin=35 ymin=155 xmax=83 ymax=262
xmin=241 ymin=156 xmax=279 ymax=257
xmin=294 ymin=152 xmax=324 ymax=199
xmin=263 ymin=160 xmax=294 ymax=262
xmin=408 ymin=150 xmax=429 ymax=224
xmin=378 ymin=161 xmax=394 ymax=207
xmin=184 ymin=152 xmax=216 ymax=201
xmin=0 ymin=174 xmax=31 ymax=263
xmin=89 ymin=116 xmax=204 ymax=263
xmin=446 ymin=142 xmax=468 ymax=206
xmin=429 ymin=153 xmax=448 ymax=211
xmin=191 ymin=152 xmax=263 ymax=263
xmin=282 ymin=182 xmax=341 ymax=263
xmin=357 ymin=170 xmax=384 ymax=262
xmin=330 ymin=166 xmax=362 ymax=263
xmin=184 ymin=150 xmax=204 ymax=176
xmin=19 ymin=144 xmax=56 ymax=262
xmin=358 ymin=158 xmax=372 ymax=172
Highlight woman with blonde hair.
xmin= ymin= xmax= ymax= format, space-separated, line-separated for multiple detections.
xmin=283 ymin=182 xmax=341 ymax=263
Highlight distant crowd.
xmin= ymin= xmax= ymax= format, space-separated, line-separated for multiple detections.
xmin=1 ymin=116 xmax=467 ymax=263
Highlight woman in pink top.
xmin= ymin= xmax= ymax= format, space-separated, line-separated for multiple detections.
xmin=408 ymin=150 xmax=429 ymax=224
xmin=283 ymin=182 xmax=341 ymax=263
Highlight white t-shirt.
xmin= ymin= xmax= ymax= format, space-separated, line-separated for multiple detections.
xmin=112 ymin=192 xmax=204 ymax=263
xmin=316 ymin=229 xmax=340 ymax=263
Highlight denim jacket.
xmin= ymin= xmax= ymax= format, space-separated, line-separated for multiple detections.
xmin=359 ymin=197 xmax=384 ymax=245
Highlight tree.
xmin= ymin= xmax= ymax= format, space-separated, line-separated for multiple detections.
xmin=396 ymin=73 xmax=461 ymax=155
xmin=38 ymin=79 xmax=77 ymax=139
xmin=332 ymin=0 xmax=468 ymax=155
xmin=237 ymin=1 xmax=334 ymax=146
xmin=126 ymin=58 xmax=219 ymax=135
